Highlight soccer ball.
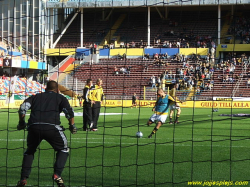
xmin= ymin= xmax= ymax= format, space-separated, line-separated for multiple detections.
xmin=136 ymin=131 xmax=143 ymax=138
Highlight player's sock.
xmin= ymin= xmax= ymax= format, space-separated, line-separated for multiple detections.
xmin=175 ymin=114 xmax=180 ymax=123
xmin=176 ymin=114 xmax=180 ymax=121
xmin=150 ymin=127 xmax=158 ymax=136
xmin=169 ymin=116 xmax=173 ymax=124
xmin=148 ymin=128 xmax=157 ymax=138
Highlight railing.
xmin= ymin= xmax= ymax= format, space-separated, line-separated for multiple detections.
xmin=232 ymin=63 xmax=249 ymax=97
xmin=60 ymin=74 xmax=85 ymax=94
xmin=48 ymin=55 xmax=73 ymax=79
xmin=1 ymin=37 xmax=40 ymax=61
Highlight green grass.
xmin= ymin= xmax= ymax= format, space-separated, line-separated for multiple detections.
xmin=0 ymin=107 xmax=250 ymax=186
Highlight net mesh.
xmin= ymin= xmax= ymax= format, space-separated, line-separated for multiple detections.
xmin=0 ymin=0 xmax=250 ymax=186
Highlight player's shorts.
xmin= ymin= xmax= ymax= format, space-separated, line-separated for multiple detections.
xmin=169 ymin=104 xmax=180 ymax=110
xmin=149 ymin=113 xmax=168 ymax=123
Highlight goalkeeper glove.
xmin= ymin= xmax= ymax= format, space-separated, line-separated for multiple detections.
xmin=17 ymin=120 xmax=27 ymax=130
xmin=69 ymin=124 xmax=77 ymax=134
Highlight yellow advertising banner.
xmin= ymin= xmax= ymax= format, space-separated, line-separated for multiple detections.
xmin=1 ymin=100 xmax=250 ymax=109
xmin=29 ymin=61 xmax=38 ymax=69
xmin=188 ymin=101 xmax=250 ymax=108
xmin=0 ymin=100 xmax=24 ymax=108
xmin=110 ymin=48 xmax=144 ymax=56
xmin=179 ymin=48 xmax=208 ymax=56
xmin=45 ymin=49 xmax=76 ymax=56
xmin=103 ymin=100 xmax=250 ymax=108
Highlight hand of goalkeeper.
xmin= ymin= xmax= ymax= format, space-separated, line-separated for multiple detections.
xmin=17 ymin=120 xmax=27 ymax=130
xmin=69 ymin=124 xmax=77 ymax=134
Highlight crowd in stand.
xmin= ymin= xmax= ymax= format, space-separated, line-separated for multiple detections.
xmin=227 ymin=14 xmax=250 ymax=44
xmin=147 ymin=49 xmax=219 ymax=94
xmin=103 ymin=35 xmax=216 ymax=49
xmin=154 ymin=31 xmax=216 ymax=49
xmin=0 ymin=71 xmax=28 ymax=80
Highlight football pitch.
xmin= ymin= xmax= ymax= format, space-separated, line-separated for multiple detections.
xmin=0 ymin=107 xmax=249 ymax=187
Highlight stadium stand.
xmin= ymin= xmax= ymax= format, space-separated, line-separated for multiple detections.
xmin=55 ymin=11 xmax=112 ymax=48
xmin=115 ymin=11 xmax=218 ymax=48
xmin=57 ymin=50 xmax=250 ymax=101
xmin=54 ymin=10 xmax=220 ymax=49
xmin=227 ymin=12 xmax=250 ymax=44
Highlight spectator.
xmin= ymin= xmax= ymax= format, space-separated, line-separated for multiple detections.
xmin=151 ymin=75 xmax=156 ymax=89
xmin=140 ymin=40 xmax=144 ymax=48
xmin=154 ymin=53 xmax=159 ymax=60
xmin=120 ymin=67 xmax=126 ymax=74
xmin=120 ymin=42 xmax=125 ymax=48
xmin=157 ymin=76 xmax=161 ymax=88
xmin=7 ymin=45 xmax=10 ymax=54
xmin=117 ymin=53 xmax=123 ymax=60
xmin=247 ymin=78 xmax=250 ymax=88
xmin=93 ymin=43 xmax=97 ymax=54
xmin=114 ymin=67 xmax=119 ymax=75
xmin=110 ymin=43 xmax=114 ymax=49
xmin=126 ymin=66 xmax=131 ymax=75
xmin=162 ymin=41 xmax=167 ymax=48
xmin=143 ymin=53 xmax=150 ymax=60
xmin=131 ymin=41 xmax=136 ymax=48
xmin=196 ymin=87 xmax=201 ymax=94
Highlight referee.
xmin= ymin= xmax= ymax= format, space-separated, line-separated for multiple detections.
xmin=16 ymin=81 xmax=77 ymax=187
xmin=91 ymin=78 xmax=104 ymax=131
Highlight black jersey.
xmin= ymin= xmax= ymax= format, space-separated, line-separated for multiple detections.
xmin=20 ymin=91 xmax=74 ymax=126
xmin=132 ymin=95 xmax=136 ymax=101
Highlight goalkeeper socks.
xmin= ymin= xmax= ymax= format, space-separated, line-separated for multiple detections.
xmin=169 ymin=116 xmax=173 ymax=122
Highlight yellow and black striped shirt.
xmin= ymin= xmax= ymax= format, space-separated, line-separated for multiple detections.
xmin=92 ymin=85 xmax=104 ymax=102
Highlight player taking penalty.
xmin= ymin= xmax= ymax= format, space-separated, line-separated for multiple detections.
xmin=147 ymin=88 xmax=181 ymax=138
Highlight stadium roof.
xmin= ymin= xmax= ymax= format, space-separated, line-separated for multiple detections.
xmin=45 ymin=0 xmax=250 ymax=8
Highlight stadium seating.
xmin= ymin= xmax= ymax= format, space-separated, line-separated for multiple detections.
xmin=63 ymin=58 xmax=191 ymax=100
xmin=59 ymin=55 xmax=250 ymax=101
xmin=54 ymin=10 xmax=219 ymax=48
xmin=114 ymin=11 xmax=218 ymax=48
xmin=55 ymin=11 xmax=111 ymax=48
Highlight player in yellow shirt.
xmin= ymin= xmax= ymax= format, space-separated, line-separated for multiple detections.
xmin=169 ymin=84 xmax=182 ymax=124
xmin=91 ymin=79 xmax=104 ymax=131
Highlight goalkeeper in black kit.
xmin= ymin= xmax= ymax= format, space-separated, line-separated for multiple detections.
xmin=16 ymin=81 xmax=77 ymax=187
